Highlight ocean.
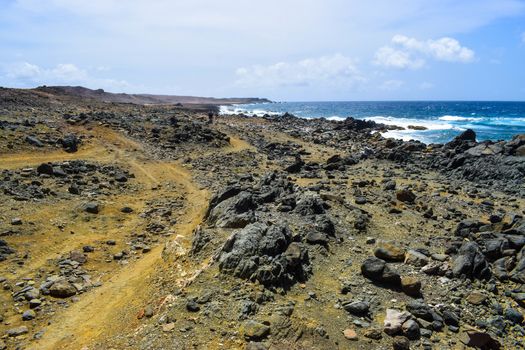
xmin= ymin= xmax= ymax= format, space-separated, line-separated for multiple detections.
xmin=220 ymin=101 xmax=525 ymax=144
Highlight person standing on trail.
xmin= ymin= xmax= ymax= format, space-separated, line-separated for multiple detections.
xmin=207 ymin=111 xmax=214 ymax=124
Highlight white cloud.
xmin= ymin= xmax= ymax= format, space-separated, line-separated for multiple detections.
xmin=235 ymin=54 xmax=364 ymax=88
xmin=375 ymin=35 xmax=475 ymax=69
xmin=5 ymin=62 xmax=41 ymax=80
xmin=374 ymin=47 xmax=425 ymax=69
xmin=394 ymin=35 xmax=475 ymax=62
xmin=3 ymin=62 xmax=130 ymax=90
xmin=2 ymin=0 xmax=524 ymax=99
xmin=380 ymin=79 xmax=405 ymax=91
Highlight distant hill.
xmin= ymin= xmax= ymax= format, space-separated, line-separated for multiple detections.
xmin=33 ymin=86 xmax=270 ymax=105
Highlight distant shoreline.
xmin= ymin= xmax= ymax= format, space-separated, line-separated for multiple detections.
xmin=219 ymin=100 xmax=525 ymax=144
xmin=0 ymin=85 xmax=271 ymax=106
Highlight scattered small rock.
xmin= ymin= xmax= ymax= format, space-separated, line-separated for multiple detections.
xmin=243 ymin=320 xmax=270 ymax=341
xmin=343 ymin=328 xmax=358 ymax=341
xmin=22 ymin=309 xmax=36 ymax=321
xmin=396 ymin=189 xmax=416 ymax=203
xmin=374 ymin=242 xmax=405 ymax=262
xmin=186 ymin=300 xmax=200 ymax=312
xmin=466 ymin=291 xmax=488 ymax=305
xmin=400 ymin=276 xmax=421 ymax=297
xmin=83 ymin=202 xmax=100 ymax=214
xmin=392 ymin=336 xmax=410 ymax=350
xmin=7 ymin=326 xmax=28 ymax=337
xmin=48 ymin=279 xmax=77 ymax=298
xmin=10 ymin=218 xmax=22 ymax=225
xmin=384 ymin=309 xmax=411 ymax=335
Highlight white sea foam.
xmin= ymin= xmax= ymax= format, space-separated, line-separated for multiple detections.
xmin=252 ymin=109 xmax=281 ymax=116
xmin=219 ymin=105 xmax=240 ymax=115
xmin=438 ymin=115 xmax=478 ymax=121
xmin=363 ymin=116 xmax=467 ymax=143
xmin=326 ymin=116 xmax=346 ymax=121
xmin=487 ymin=117 xmax=525 ymax=126
xmin=219 ymin=105 xmax=280 ymax=116
xmin=365 ymin=116 xmax=461 ymax=131
xmin=381 ymin=130 xmax=427 ymax=142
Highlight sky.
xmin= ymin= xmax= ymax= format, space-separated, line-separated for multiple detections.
xmin=0 ymin=0 xmax=524 ymax=101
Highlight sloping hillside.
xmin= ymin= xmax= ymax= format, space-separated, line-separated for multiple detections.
xmin=34 ymin=86 xmax=270 ymax=105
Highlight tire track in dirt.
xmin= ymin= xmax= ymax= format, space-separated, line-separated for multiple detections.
xmin=24 ymin=130 xmax=250 ymax=349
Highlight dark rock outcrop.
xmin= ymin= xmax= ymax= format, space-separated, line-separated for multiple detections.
xmin=208 ymin=191 xmax=257 ymax=228
xmin=217 ymin=223 xmax=309 ymax=287
xmin=60 ymin=133 xmax=80 ymax=152
xmin=452 ymin=242 xmax=491 ymax=280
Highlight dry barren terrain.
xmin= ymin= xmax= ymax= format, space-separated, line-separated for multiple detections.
xmin=0 ymin=88 xmax=524 ymax=350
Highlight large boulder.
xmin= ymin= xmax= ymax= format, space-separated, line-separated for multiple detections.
xmin=505 ymin=134 xmax=525 ymax=156
xmin=48 ymin=279 xmax=77 ymax=298
xmin=466 ymin=143 xmax=504 ymax=157
xmin=510 ymin=247 xmax=525 ymax=284
xmin=294 ymin=192 xmax=326 ymax=216
xmin=340 ymin=117 xmax=378 ymax=131
xmin=452 ymin=242 xmax=491 ymax=280
xmin=452 ymin=129 xmax=476 ymax=143
xmin=190 ymin=226 xmax=212 ymax=256
xmin=455 ymin=219 xmax=483 ymax=238
xmin=481 ymin=237 xmax=508 ymax=261
xmin=492 ymin=257 xmax=513 ymax=281
xmin=208 ymin=191 xmax=257 ymax=228
xmin=205 ymin=186 xmax=242 ymax=219
xmin=60 ymin=133 xmax=80 ymax=153
xmin=217 ymin=223 xmax=309 ymax=286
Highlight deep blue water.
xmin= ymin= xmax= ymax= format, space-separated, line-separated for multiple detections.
xmin=220 ymin=101 xmax=525 ymax=144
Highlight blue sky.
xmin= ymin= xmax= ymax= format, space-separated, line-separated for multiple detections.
xmin=0 ymin=0 xmax=524 ymax=100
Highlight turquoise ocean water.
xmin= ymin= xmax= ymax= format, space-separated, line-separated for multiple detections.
xmin=220 ymin=101 xmax=525 ymax=144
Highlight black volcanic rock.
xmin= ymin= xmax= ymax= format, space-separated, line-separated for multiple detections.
xmin=25 ymin=135 xmax=44 ymax=147
xmin=340 ymin=117 xmax=378 ymax=131
xmin=0 ymin=239 xmax=15 ymax=261
xmin=37 ymin=163 xmax=54 ymax=175
xmin=452 ymin=241 xmax=491 ymax=280
xmin=454 ymin=129 xmax=477 ymax=143
xmin=217 ymin=223 xmax=309 ymax=287
xmin=361 ymin=257 xmax=401 ymax=285
xmin=60 ymin=133 xmax=80 ymax=152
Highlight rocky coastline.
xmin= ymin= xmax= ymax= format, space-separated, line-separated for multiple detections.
xmin=0 ymin=88 xmax=524 ymax=349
